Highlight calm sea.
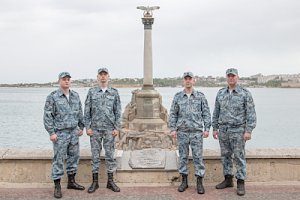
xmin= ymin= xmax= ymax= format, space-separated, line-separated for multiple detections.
xmin=0 ymin=87 xmax=299 ymax=150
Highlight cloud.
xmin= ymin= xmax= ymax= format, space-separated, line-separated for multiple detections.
xmin=0 ymin=0 xmax=299 ymax=83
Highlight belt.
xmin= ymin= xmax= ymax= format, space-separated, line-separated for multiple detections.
xmin=219 ymin=123 xmax=245 ymax=128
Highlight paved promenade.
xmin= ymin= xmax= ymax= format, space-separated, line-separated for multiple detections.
xmin=1 ymin=182 xmax=299 ymax=200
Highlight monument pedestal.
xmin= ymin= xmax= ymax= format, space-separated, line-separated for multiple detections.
xmin=128 ymin=88 xmax=168 ymax=131
xmin=118 ymin=89 xmax=176 ymax=151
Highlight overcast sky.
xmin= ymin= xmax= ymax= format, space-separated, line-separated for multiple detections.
xmin=0 ymin=0 xmax=299 ymax=83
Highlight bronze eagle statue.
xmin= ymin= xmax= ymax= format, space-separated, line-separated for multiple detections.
xmin=137 ymin=6 xmax=160 ymax=17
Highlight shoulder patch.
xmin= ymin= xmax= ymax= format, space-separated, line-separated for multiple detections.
xmin=219 ymin=87 xmax=226 ymax=92
xmin=111 ymin=87 xmax=118 ymax=92
xmin=50 ymin=90 xmax=57 ymax=95
xmin=89 ymin=87 xmax=98 ymax=93
xmin=241 ymin=87 xmax=250 ymax=93
xmin=195 ymin=90 xmax=204 ymax=96
xmin=71 ymin=90 xmax=79 ymax=95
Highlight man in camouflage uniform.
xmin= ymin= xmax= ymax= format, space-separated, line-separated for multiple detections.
xmin=169 ymin=72 xmax=211 ymax=194
xmin=212 ymin=68 xmax=256 ymax=196
xmin=84 ymin=67 xmax=121 ymax=193
xmin=44 ymin=72 xmax=85 ymax=199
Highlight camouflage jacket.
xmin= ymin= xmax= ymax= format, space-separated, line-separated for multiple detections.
xmin=212 ymin=85 xmax=257 ymax=133
xmin=168 ymin=89 xmax=211 ymax=132
xmin=43 ymin=89 xmax=84 ymax=135
xmin=84 ymin=86 xmax=121 ymax=131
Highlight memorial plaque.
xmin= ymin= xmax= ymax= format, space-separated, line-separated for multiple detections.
xmin=143 ymin=98 xmax=154 ymax=118
xmin=129 ymin=148 xmax=166 ymax=169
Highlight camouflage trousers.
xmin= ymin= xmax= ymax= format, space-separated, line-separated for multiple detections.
xmin=90 ymin=130 xmax=117 ymax=174
xmin=51 ymin=128 xmax=80 ymax=180
xmin=177 ymin=131 xmax=205 ymax=177
xmin=218 ymin=126 xmax=246 ymax=180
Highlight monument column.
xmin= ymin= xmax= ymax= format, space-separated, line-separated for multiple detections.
xmin=119 ymin=6 xmax=176 ymax=152
xmin=142 ymin=16 xmax=154 ymax=89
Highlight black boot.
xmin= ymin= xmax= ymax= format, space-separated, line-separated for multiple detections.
xmin=67 ymin=173 xmax=85 ymax=190
xmin=54 ymin=179 xmax=62 ymax=199
xmin=107 ymin=173 xmax=120 ymax=192
xmin=237 ymin=179 xmax=245 ymax=196
xmin=178 ymin=174 xmax=188 ymax=192
xmin=196 ymin=176 xmax=205 ymax=194
xmin=216 ymin=175 xmax=234 ymax=189
xmin=88 ymin=173 xmax=99 ymax=193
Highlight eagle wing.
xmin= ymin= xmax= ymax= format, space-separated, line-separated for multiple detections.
xmin=149 ymin=6 xmax=160 ymax=10
xmin=137 ymin=6 xmax=147 ymax=10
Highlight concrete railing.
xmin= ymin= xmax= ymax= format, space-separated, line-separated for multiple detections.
xmin=1 ymin=148 xmax=299 ymax=187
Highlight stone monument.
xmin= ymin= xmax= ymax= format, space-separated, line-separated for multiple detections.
xmin=116 ymin=6 xmax=177 ymax=170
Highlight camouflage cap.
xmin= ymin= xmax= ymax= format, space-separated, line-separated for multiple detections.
xmin=226 ymin=68 xmax=238 ymax=76
xmin=183 ymin=72 xmax=194 ymax=78
xmin=98 ymin=67 xmax=109 ymax=74
xmin=58 ymin=72 xmax=71 ymax=79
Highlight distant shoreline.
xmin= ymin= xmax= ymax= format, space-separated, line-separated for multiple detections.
xmin=1 ymin=73 xmax=300 ymax=88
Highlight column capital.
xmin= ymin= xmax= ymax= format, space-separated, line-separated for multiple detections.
xmin=142 ymin=17 xmax=154 ymax=30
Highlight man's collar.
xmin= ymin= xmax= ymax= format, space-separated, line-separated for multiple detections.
xmin=98 ymin=86 xmax=112 ymax=94
xmin=182 ymin=88 xmax=195 ymax=97
xmin=226 ymin=84 xmax=241 ymax=93
xmin=58 ymin=88 xmax=71 ymax=97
